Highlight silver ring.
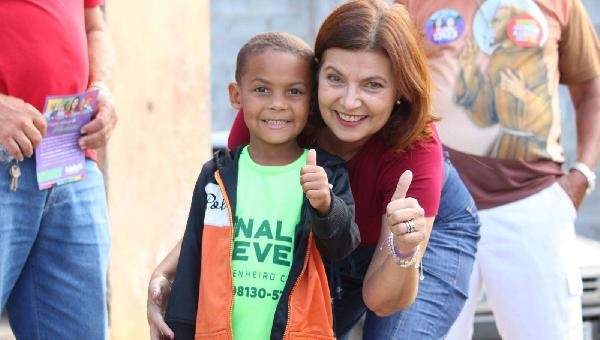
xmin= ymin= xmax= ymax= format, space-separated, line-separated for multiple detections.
xmin=404 ymin=219 xmax=416 ymax=234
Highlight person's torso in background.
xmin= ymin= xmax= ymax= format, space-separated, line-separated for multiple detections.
xmin=0 ymin=0 xmax=93 ymax=111
xmin=398 ymin=0 xmax=600 ymax=208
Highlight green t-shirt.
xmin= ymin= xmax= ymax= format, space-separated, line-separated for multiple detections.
xmin=231 ymin=146 xmax=307 ymax=340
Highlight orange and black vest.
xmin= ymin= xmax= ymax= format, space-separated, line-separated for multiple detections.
xmin=165 ymin=147 xmax=360 ymax=340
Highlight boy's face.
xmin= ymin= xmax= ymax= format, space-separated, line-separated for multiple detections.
xmin=229 ymin=50 xmax=311 ymax=149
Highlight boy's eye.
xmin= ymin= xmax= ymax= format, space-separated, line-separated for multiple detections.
xmin=254 ymin=86 xmax=269 ymax=93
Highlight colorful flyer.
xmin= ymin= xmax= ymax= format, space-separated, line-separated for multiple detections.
xmin=34 ymin=90 xmax=99 ymax=190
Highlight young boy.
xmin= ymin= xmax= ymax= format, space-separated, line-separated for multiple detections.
xmin=164 ymin=32 xmax=360 ymax=340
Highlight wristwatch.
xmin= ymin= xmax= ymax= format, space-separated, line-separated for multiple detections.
xmin=571 ymin=161 xmax=596 ymax=195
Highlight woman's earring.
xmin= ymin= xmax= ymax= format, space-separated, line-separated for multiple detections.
xmin=396 ymin=99 xmax=401 ymax=105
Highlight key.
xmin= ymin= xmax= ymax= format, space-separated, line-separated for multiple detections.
xmin=10 ymin=162 xmax=21 ymax=192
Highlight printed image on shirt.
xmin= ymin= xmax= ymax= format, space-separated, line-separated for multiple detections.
xmin=454 ymin=0 xmax=553 ymax=161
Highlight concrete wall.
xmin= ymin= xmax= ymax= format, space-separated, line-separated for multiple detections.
xmin=105 ymin=1 xmax=211 ymax=338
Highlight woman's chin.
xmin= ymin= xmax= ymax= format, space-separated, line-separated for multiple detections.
xmin=330 ymin=129 xmax=371 ymax=146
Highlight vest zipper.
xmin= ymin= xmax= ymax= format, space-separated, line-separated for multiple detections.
xmin=282 ymin=229 xmax=312 ymax=340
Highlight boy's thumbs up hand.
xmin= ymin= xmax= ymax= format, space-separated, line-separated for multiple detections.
xmin=306 ymin=148 xmax=317 ymax=166
xmin=385 ymin=170 xmax=426 ymax=253
xmin=301 ymin=149 xmax=332 ymax=216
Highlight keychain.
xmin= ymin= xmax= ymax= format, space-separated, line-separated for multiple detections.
xmin=9 ymin=160 xmax=21 ymax=192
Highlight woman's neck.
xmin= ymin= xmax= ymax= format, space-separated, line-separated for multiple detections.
xmin=317 ymin=128 xmax=369 ymax=161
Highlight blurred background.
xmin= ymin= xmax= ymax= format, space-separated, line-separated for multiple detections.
xmin=1 ymin=0 xmax=599 ymax=339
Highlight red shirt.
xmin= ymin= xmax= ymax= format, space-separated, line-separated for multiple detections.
xmin=0 ymin=0 xmax=102 ymax=158
xmin=228 ymin=110 xmax=443 ymax=245
xmin=345 ymin=131 xmax=442 ymax=245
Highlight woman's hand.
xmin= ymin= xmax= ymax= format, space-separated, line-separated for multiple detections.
xmin=147 ymin=275 xmax=174 ymax=340
xmin=147 ymin=240 xmax=182 ymax=339
xmin=363 ymin=170 xmax=432 ymax=315
xmin=385 ymin=170 xmax=427 ymax=253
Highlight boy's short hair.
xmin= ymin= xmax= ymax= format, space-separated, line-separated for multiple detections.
xmin=235 ymin=32 xmax=314 ymax=82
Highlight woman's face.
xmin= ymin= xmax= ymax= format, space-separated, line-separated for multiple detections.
xmin=71 ymin=97 xmax=80 ymax=111
xmin=317 ymin=48 xmax=397 ymax=149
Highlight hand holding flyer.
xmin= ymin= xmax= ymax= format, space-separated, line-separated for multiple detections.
xmin=34 ymin=90 xmax=99 ymax=190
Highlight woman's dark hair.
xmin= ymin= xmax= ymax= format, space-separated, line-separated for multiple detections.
xmin=310 ymin=0 xmax=437 ymax=151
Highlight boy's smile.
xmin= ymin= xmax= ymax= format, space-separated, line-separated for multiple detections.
xmin=229 ymin=49 xmax=312 ymax=163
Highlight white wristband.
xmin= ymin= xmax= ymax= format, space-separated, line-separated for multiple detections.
xmin=571 ymin=161 xmax=596 ymax=195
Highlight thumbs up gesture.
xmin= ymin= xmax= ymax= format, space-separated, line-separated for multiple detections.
xmin=385 ymin=170 xmax=426 ymax=253
xmin=300 ymin=149 xmax=332 ymax=215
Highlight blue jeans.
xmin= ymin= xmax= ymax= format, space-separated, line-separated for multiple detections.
xmin=329 ymin=155 xmax=480 ymax=339
xmin=0 ymin=151 xmax=110 ymax=339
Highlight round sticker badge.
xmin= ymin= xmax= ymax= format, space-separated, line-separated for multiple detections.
xmin=426 ymin=9 xmax=464 ymax=45
xmin=506 ymin=13 xmax=543 ymax=48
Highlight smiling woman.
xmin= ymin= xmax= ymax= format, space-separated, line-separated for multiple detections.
xmin=316 ymin=49 xmax=397 ymax=153
xmin=294 ymin=3 xmax=480 ymax=339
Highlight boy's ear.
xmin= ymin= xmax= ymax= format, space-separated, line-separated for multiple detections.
xmin=228 ymin=82 xmax=242 ymax=110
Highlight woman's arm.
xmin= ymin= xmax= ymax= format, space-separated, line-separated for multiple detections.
xmin=362 ymin=171 xmax=434 ymax=316
xmin=151 ymin=239 xmax=182 ymax=283
xmin=147 ymin=240 xmax=181 ymax=340
xmin=362 ymin=216 xmax=434 ymax=315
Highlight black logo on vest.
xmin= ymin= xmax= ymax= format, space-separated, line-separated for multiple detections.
xmin=207 ymin=193 xmax=227 ymax=210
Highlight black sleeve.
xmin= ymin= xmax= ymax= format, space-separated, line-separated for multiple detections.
xmin=165 ymin=165 xmax=211 ymax=340
xmin=309 ymin=160 xmax=360 ymax=261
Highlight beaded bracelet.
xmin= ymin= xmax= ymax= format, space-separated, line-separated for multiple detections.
xmin=384 ymin=232 xmax=420 ymax=268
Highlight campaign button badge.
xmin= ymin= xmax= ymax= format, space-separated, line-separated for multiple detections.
xmin=507 ymin=14 xmax=543 ymax=47
xmin=426 ymin=9 xmax=464 ymax=45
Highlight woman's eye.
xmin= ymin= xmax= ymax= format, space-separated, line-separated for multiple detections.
xmin=366 ymin=81 xmax=383 ymax=89
xmin=254 ymin=86 xmax=269 ymax=93
xmin=327 ymin=74 xmax=341 ymax=82
xmin=288 ymin=88 xmax=303 ymax=95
